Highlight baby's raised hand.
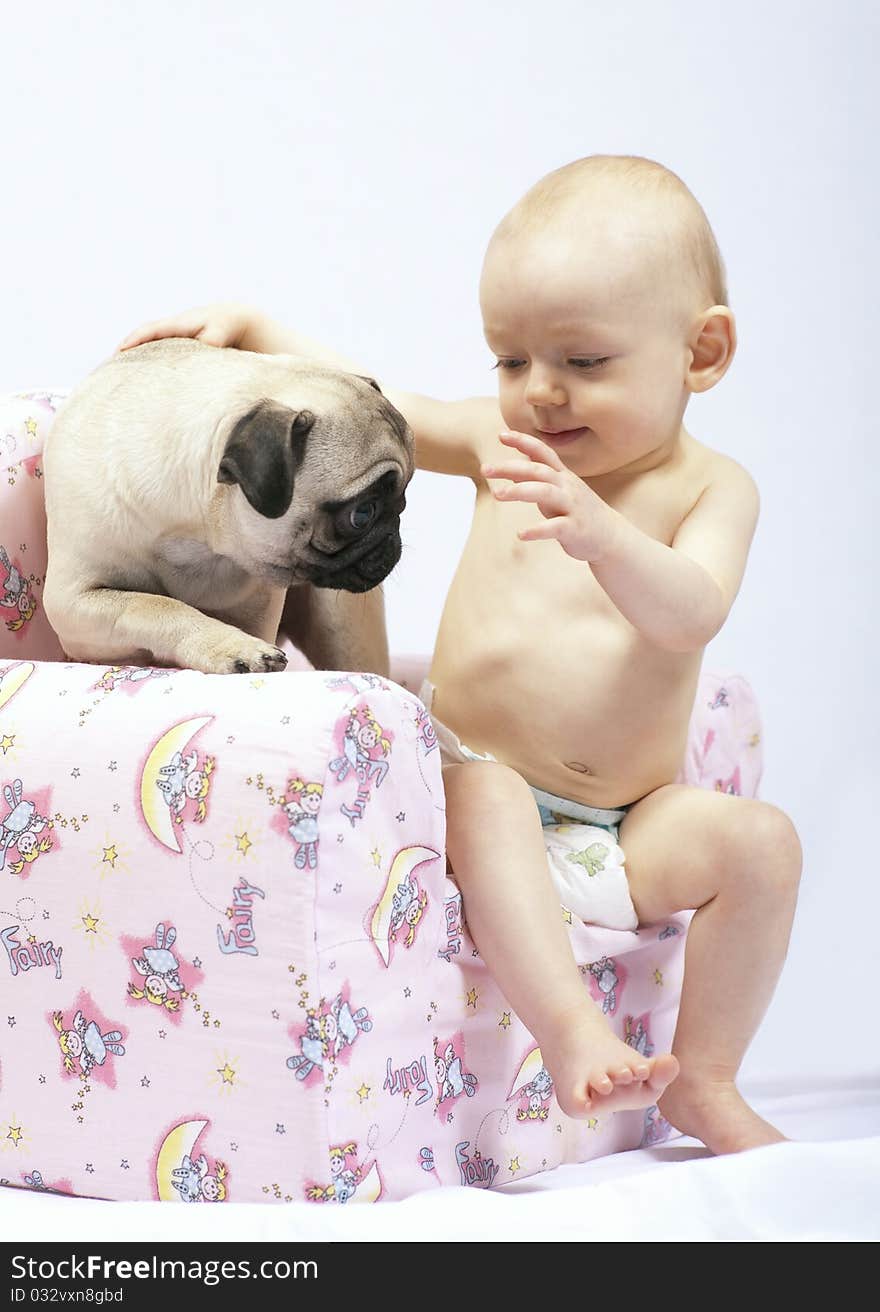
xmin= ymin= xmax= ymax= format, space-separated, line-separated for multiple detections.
xmin=481 ymin=430 xmax=618 ymax=563
xmin=115 ymin=302 xmax=256 ymax=354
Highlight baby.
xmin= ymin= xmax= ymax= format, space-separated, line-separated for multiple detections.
xmin=118 ymin=154 xmax=802 ymax=1154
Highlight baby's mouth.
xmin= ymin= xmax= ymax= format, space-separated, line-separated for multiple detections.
xmin=536 ymin=426 xmax=590 ymax=446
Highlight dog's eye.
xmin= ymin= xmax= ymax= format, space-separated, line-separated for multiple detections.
xmin=349 ymin=499 xmax=377 ymax=531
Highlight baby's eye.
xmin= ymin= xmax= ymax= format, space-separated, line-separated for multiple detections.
xmin=568 ymin=357 xmax=609 ymax=371
xmin=491 ymin=358 xmax=526 ymax=371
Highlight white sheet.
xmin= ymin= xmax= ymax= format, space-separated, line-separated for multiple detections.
xmin=2 ymin=1084 xmax=877 ymax=1242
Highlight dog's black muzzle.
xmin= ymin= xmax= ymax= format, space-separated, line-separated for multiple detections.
xmin=305 ymin=470 xmax=407 ymax=592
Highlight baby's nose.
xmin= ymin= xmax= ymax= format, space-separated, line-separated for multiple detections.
xmin=524 ymin=370 xmax=566 ymax=406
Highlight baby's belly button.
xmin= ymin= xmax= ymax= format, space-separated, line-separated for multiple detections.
xmin=564 ymin=760 xmax=593 ymax=775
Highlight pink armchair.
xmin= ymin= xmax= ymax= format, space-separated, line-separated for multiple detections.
xmin=0 ymin=390 xmax=763 ymax=1204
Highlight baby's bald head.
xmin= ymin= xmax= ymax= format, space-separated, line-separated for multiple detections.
xmin=484 ymin=155 xmax=727 ymax=330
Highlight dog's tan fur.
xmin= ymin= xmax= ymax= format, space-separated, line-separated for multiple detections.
xmin=42 ymin=339 xmax=413 ymax=675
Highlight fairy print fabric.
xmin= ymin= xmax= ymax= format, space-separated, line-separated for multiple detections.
xmin=0 ymin=391 xmax=762 ymax=1203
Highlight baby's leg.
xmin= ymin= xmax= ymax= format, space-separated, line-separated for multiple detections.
xmin=619 ymin=785 xmax=802 ymax=1154
xmin=442 ymin=761 xmax=679 ymax=1118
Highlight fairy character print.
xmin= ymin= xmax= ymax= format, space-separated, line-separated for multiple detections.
xmin=389 ymin=868 xmax=428 ymax=947
xmin=641 ymin=1104 xmax=673 ymax=1147
xmin=586 ymin=956 xmax=626 ymax=1016
xmin=329 ymin=705 xmax=392 ymax=825
xmin=515 ymin=1064 xmax=554 ymax=1122
xmin=156 ymin=749 xmax=215 ymax=824
xmin=97 ymin=665 xmax=170 ymax=693
xmin=0 ymin=546 xmax=37 ymax=632
xmin=171 ymin=1153 xmax=228 ymax=1202
xmin=306 ymin=1142 xmax=383 ymax=1204
xmin=127 ymin=923 xmax=185 ymax=1011
xmin=287 ymin=990 xmax=373 ymax=1082
xmin=281 ymin=778 xmax=322 ymax=869
xmin=623 ymin=1013 xmax=654 ymax=1057
xmin=0 ymin=778 xmax=50 ymax=873
xmin=52 ymin=1008 xmax=126 ymax=1079
xmin=433 ymin=1035 xmax=478 ymax=1108
xmin=367 ymin=844 xmax=439 ymax=968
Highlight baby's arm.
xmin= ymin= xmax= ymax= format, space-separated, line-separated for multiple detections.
xmin=118 ymin=304 xmax=498 ymax=481
xmin=483 ymin=431 xmax=759 ymax=652
xmin=242 ymin=311 xmax=499 ymax=479
xmin=592 ymin=462 xmax=759 ymax=650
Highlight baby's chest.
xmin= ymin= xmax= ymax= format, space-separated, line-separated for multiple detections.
xmin=471 ymin=486 xmax=684 ymax=607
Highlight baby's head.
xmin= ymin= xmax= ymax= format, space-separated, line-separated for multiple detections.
xmin=479 ymin=155 xmax=735 ymax=477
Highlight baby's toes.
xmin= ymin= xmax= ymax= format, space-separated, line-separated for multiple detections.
xmin=610 ymin=1065 xmax=636 ymax=1086
xmin=646 ymin=1053 xmax=680 ymax=1094
xmin=588 ymin=1070 xmax=614 ymax=1097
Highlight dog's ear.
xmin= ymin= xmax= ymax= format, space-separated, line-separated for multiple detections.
xmin=218 ymin=400 xmax=315 ymax=518
xmin=355 ymin=374 xmax=383 ymax=394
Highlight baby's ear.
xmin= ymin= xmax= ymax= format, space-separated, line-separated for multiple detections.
xmin=687 ymin=307 xmax=736 ymax=393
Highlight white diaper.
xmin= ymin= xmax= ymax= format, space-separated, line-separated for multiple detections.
xmin=419 ymin=680 xmax=638 ymax=931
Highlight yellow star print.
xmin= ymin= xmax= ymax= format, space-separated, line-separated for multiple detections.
xmin=102 ymin=845 xmax=118 ymax=867
xmin=7 ymin=1124 xmax=23 ymax=1146
xmin=466 ymin=988 xmax=478 ymax=1009
xmin=356 ymin=1083 xmax=371 ymax=1102
xmin=82 ymin=914 xmax=99 ymax=934
xmin=235 ymin=831 xmax=253 ymax=856
xmin=0 ymin=734 xmax=14 ymax=754
xmin=218 ymin=1063 xmax=236 ymax=1084
xmin=509 ymin=1156 xmax=521 ymax=1174
xmin=498 ymin=1012 xmax=512 ymax=1029
xmin=654 ymin=968 xmax=664 ymax=986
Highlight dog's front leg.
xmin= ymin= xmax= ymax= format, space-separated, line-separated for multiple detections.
xmin=279 ymin=583 xmax=389 ymax=676
xmin=43 ymin=586 xmax=288 ymax=675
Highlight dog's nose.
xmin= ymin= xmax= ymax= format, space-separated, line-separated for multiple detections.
xmin=358 ymin=536 xmax=400 ymax=581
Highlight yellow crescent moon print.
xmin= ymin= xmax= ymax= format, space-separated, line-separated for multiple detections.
xmin=354 ymin=1160 xmax=382 ymax=1203
xmin=156 ymin=1118 xmax=208 ymax=1201
xmin=507 ymin=1045 xmax=546 ymax=1100
xmin=370 ymin=845 xmax=440 ymax=966
xmin=141 ymin=717 xmax=212 ymax=852
xmin=0 ymin=662 xmax=34 ymax=711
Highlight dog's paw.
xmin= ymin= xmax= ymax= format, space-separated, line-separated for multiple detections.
xmin=187 ymin=635 xmax=289 ymax=676
xmin=232 ymin=647 xmax=288 ymax=675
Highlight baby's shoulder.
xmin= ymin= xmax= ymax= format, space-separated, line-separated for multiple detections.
xmin=681 ymin=434 xmax=759 ymax=510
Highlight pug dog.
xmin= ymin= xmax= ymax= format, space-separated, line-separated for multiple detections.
xmin=41 ymin=338 xmax=414 ymax=676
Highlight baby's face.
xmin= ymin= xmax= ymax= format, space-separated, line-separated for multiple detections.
xmin=480 ymin=227 xmax=697 ymax=478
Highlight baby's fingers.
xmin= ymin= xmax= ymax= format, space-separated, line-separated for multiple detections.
xmin=482 ymin=459 xmax=559 ymax=484
xmin=517 ymin=517 xmax=568 ymax=542
xmin=493 ymin=481 xmax=565 ymax=507
xmin=499 ymin=429 xmax=566 ymax=470
xmin=116 ymin=315 xmax=201 ymax=353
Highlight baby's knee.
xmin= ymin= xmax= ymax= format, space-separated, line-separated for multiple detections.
xmin=442 ymin=759 xmax=532 ymax=815
xmin=726 ymin=800 xmax=802 ymax=893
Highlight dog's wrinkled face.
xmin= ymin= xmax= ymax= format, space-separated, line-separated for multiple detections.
xmin=217 ymin=372 xmax=413 ymax=593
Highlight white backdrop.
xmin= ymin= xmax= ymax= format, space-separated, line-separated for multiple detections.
xmin=2 ymin=1 xmax=877 ymax=1091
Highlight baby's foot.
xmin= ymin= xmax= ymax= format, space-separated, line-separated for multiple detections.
xmin=540 ymin=1008 xmax=679 ymax=1120
xmin=658 ymin=1075 xmax=787 ymax=1155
